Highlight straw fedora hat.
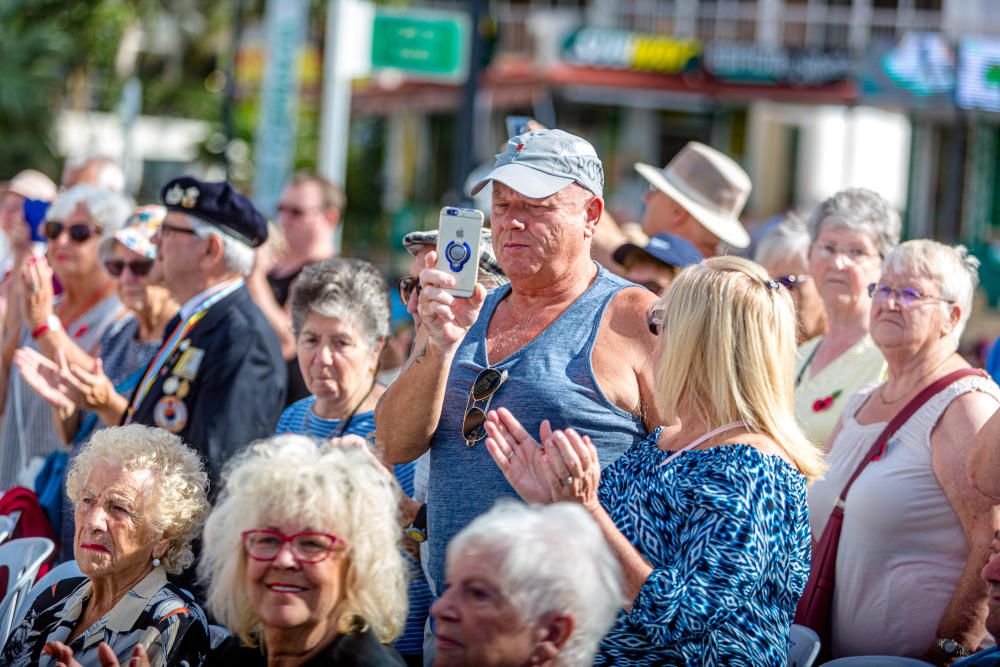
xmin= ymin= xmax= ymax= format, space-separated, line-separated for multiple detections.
xmin=635 ymin=142 xmax=751 ymax=249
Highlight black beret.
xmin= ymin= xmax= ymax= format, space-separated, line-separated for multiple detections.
xmin=160 ymin=176 xmax=268 ymax=248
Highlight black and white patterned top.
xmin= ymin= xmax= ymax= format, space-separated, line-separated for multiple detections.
xmin=1 ymin=567 xmax=210 ymax=667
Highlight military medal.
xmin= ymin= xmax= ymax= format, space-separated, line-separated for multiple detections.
xmin=162 ymin=376 xmax=180 ymax=396
xmin=176 ymin=379 xmax=191 ymax=399
xmin=173 ymin=347 xmax=205 ymax=381
xmin=153 ymin=396 xmax=188 ymax=433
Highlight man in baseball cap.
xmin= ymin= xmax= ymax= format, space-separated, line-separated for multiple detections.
xmin=125 ymin=176 xmax=285 ymax=492
xmin=613 ymin=232 xmax=703 ymax=295
xmin=377 ymin=129 xmax=664 ymax=612
xmin=635 ymin=141 xmax=752 ymax=257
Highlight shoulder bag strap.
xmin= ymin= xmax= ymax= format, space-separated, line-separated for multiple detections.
xmin=833 ymin=367 xmax=986 ymax=507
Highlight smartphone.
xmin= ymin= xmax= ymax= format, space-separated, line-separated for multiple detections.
xmin=505 ymin=115 xmax=533 ymax=139
xmin=436 ymin=206 xmax=484 ymax=298
xmin=23 ymin=199 xmax=50 ymax=243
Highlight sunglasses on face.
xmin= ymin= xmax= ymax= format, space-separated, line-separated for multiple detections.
xmin=44 ymin=221 xmax=99 ymax=243
xmin=104 ymin=258 xmax=155 ymax=278
xmin=399 ymin=276 xmax=421 ymax=304
xmin=241 ymin=529 xmax=343 ymax=564
xmin=774 ymin=274 xmax=812 ymax=290
xmin=462 ymin=367 xmax=508 ymax=447
xmin=867 ymin=283 xmax=953 ymax=309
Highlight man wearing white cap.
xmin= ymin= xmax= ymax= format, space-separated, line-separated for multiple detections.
xmin=376 ymin=129 xmax=662 ymax=613
xmin=635 ymin=141 xmax=752 ymax=257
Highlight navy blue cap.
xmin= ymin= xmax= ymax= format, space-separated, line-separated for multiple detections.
xmin=160 ymin=176 xmax=268 ymax=248
xmin=612 ymin=233 xmax=703 ymax=269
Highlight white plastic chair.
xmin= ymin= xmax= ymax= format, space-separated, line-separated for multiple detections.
xmin=0 ymin=537 xmax=54 ymax=649
xmin=10 ymin=559 xmax=83 ymax=631
xmin=787 ymin=623 xmax=821 ymax=667
xmin=0 ymin=511 xmax=22 ymax=544
xmin=823 ymin=657 xmax=934 ymax=666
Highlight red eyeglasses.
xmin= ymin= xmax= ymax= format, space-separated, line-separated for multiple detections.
xmin=241 ymin=529 xmax=344 ymax=564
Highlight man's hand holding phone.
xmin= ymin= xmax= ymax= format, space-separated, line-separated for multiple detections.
xmin=417 ymin=250 xmax=486 ymax=354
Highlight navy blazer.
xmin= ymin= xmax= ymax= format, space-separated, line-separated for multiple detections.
xmin=126 ymin=284 xmax=287 ymax=485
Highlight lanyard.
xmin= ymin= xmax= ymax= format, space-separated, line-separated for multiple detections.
xmin=658 ymin=421 xmax=747 ymax=468
xmin=124 ymin=279 xmax=243 ymax=421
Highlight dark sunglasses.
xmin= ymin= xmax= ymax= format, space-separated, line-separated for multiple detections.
xmin=44 ymin=221 xmax=98 ymax=243
xmin=462 ymin=368 xmax=508 ymax=447
xmin=774 ymin=274 xmax=812 ymax=290
xmin=399 ymin=276 xmax=421 ymax=304
xmin=104 ymin=258 xmax=155 ymax=278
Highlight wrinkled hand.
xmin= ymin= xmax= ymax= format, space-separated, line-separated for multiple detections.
xmin=13 ymin=347 xmax=76 ymax=411
xmin=417 ymin=251 xmax=486 ymax=354
xmin=44 ymin=640 xmax=149 ymax=667
xmin=21 ymin=255 xmax=55 ymax=330
xmin=537 ymin=427 xmax=602 ymax=514
xmin=484 ymin=408 xmax=554 ymax=504
xmin=65 ymin=355 xmax=115 ymax=410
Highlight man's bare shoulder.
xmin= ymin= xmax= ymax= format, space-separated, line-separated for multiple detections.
xmin=599 ymin=286 xmax=658 ymax=350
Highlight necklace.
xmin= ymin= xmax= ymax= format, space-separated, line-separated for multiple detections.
xmin=303 ymin=377 xmax=378 ymax=438
xmin=878 ymin=354 xmax=955 ymax=405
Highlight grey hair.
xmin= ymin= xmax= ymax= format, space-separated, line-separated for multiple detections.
xmin=290 ymin=258 xmax=390 ymax=347
xmin=882 ymin=239 xmax=980 ymax=348
xmin=187 ymin=216 xmax=256 ymax=277
xmin=63 ymin=155 xmax=126 ymax=193
xmin=754 ymin=213 xmax=810 ymax=270
xmin=447 ymin=501 xmax=625 ymax=667
xmin=65 ymin=425 xmax=210 ymax=575
xmin=199 ymin=435 xmax=407 ymax=646
xmin=46 ymin=185 xmax=134 ymax=235
xmin=807 ymin=188 xmax=901 ymax=257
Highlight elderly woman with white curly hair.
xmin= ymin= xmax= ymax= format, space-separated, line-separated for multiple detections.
xmin=0 ymin=424 xmax=211 ymax=667
xmin=432 ymin=501 xmax=623 ymax=667
xmin=198 ymin=434 xmax=408 ymax=666
xmin=807 ymin=240 xmax=1000 ymax=662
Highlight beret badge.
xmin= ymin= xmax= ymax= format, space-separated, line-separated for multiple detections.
xmin=165 ymin=184 xmax=200 ymax=209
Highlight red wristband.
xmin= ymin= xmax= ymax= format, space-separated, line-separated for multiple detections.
xmin=31 ymin=323 xmax=50 ymax=339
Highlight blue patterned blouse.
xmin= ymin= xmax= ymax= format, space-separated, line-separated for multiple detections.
xmin=594 ymin=427 xmax=811 ymax=666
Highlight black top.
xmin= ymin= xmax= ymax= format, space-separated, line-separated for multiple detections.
xmin=209 ymin=630 xmax=406 ymax=667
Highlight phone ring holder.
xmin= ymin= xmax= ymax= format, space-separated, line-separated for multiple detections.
xmin=445 ymin=240 xmax=472 ymax=272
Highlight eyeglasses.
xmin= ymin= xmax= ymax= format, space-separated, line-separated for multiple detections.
xmin=104 ymin=258 xmax=155 ymax=278
xmin=774 ymin=274 xmax=812 ymax=290
xmin=867 ymin=283 xmax=954 ymax=309
xmin=647 ymin=303 xmax=666 ymax=336
xmin=159 ymin=222 xmax=199 ymax=237
xmin=812 ymin=243 xmax=879 ymax=264
xmin=462 ymin=368 xmax=508 ymax=447
xmin=277 ymin=204 xmax=321 ymax=218
xmin=241 ymin=529 xmax=343 ymax=564
xmin=44 ymin=221 xmax=99 ymax=243
xmin=399 ymin=276 xmax=421 ymax=304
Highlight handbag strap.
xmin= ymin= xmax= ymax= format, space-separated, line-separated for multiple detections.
xmin=834 ymin=367 xmax=986 ymax=505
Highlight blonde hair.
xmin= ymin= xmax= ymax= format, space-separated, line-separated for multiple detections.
xmin=654 ymin=256 xmax=826 ymax=482
xmin=198 ymin=435 xmax=407 ymax=646
xmin=65 ymin=425 xmax=210 ymax=574
xmin=882 ymin=239 xmax=980 ymax=349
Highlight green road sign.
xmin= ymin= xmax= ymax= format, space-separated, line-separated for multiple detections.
xmin=371 ymin=9 xmax=469 ymax=82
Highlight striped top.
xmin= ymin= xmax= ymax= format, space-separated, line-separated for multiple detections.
xmin=275 ymin=395 xmax=430 ymax=656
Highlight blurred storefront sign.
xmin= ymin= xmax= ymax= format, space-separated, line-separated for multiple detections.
xmin=370 ymin=9 xmax=470 ymax=82
xmin=562 ymin=27 xmax=701 ymax=75
xmin=860 ymin=33 xmax=955 ymax=109
xmin=703 ymin=42 xmax=853 ymax=86
xmin=957 ymin=36 xmax=1000 ymax=113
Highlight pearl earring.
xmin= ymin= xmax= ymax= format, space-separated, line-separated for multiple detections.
xmin=152 ymin=557 xmax=161 ymax=567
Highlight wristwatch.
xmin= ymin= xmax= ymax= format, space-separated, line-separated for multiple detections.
xmin=404 ymin=504 xmax=427 ymax=543
xmin=935 ymin=638 xmax=971 ymax=658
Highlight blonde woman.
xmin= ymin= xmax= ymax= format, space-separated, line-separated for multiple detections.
xmin=486 ymin=256 xmax=825 ymax=665
xmin=198 ymin=435 xmax=408 ymax=666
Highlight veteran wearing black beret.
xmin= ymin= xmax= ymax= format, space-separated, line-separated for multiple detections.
xmin=123 ymin=176 xmax=286 ymax=488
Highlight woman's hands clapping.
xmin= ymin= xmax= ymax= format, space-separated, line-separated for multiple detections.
xmin=14 ymin=347 xmax=115 ymax=412
xmin=44 ymin=641 xmax=151 ymax=667
xmin=485 ymin=407 xmax=603 ymax=513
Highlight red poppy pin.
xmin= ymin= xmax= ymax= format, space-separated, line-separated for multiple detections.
xmin=514 ymin=143 xmax=525 ymax=153
xmin=812 ymin=390 xmax=842 ymax=412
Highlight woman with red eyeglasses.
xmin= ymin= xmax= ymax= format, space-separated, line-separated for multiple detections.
xmin=0 ymin=184 xmax=131 ymax=491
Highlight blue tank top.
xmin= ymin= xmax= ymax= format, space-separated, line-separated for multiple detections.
xmin=426 ymin=265 xmax=648 ymax=594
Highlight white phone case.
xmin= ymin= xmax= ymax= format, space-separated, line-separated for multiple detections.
xmin=435 ymin=207 xmax=485 ymax=298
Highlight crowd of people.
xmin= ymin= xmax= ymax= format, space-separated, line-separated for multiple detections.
xmin=0 ymin=130 xmax=999 ymax=667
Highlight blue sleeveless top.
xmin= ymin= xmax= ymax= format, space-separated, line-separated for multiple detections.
xmin=426 ymin=265 xmax=648 ymax=593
